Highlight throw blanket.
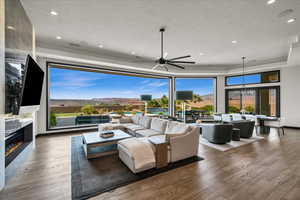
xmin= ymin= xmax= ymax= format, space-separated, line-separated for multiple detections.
xmin=119 ymin=138 xmax=155 ymax=170
xmin=98 ymin=124 xmax=127 ymax=132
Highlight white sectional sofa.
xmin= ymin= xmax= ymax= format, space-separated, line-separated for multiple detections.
xmin=100 ymin=114 xmax=200 ymax=173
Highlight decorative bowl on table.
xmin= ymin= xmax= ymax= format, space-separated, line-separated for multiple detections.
xmin=99 ymin=131 xmax=114 ymax=138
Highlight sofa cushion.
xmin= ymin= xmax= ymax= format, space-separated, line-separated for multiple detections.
xmin=123 ymin=124 xmax=145 ymax=132
xmin=118 ymin=117 xmax=133 ymax=123
xmin=165 ymin=121 xmax=190 ymax=134
xmin=131 ymin=115 xmax=141 ymax=124
xmin=150 ymin=118 xmax=168 ymax=134
xmin=139 ymin=116 xmax=152 ymax=129
xmin=136 ymin=129 xmax=162 ymax=137
xmin=165 ymin=121 xmax=191 ymax=141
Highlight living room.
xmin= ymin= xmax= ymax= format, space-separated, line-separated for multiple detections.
xmin=1 ymin=0 xmax=300 ymax=199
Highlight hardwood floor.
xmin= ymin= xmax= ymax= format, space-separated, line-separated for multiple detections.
xmin=1 ymin=129 xmax=300 ymax=200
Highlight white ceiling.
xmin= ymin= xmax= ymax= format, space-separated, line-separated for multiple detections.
xmin=21 ymin=0 xmax=300 ymax=69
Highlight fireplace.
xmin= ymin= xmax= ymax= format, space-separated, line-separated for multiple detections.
xmin=5 ymin=121 xmax=33 ymax=167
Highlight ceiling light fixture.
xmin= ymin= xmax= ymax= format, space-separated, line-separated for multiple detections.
xmin=267 ymin=0 xmax=276 ymax=5
xmin=50 ymin=10 xmax=58 ymax=16
xmin=232 ymin=40 xmax=238 ymax=44
xmin=287 ymin=18 xmax=296 ymax=23
xmin=199 ymin=53 xmax=204 ymax=56
xmin=56 ymin=36 xmax=62 ymax=40
xmin=98 ymin=44 xmax=103 ymax=48
xmin=131 ymin=51 xmax=135 ymax=55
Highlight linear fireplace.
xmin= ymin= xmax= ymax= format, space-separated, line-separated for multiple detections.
xmin=5 ymin=119 xmax=33 ymax=167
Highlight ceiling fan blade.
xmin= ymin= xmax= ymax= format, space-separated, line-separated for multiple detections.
xmin=167 ymin=62 xmax=185 ymax=70
xmin=152 ymin=64 xmax=160 ymax=70
xmin=168 ymin=55 xmax=191 ymax=61
xmin=168 ymin=60 xmax=196 ymax=64
xmin=164 ymin=52 xmax=168 ymax=59
xmin=152 ymin=64 xmax=169 ymax=71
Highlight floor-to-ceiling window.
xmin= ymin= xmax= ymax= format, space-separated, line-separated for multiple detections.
xmin=175 ymin=78 xmax=215 ymax=121
xmin=48 ymin=64 xmax=170 ymax=129
xmin=226 ymin=89 xmax=257 ymax=114
xmin=225 ymin=71 xmax=280 ymax=117
xmin=226 ymin=87 xmax=279 ymax=116
xmin=227 ymin=90 xmax=242 ymax=113
xmin=258 ymin=87 xmax=278 ymax=116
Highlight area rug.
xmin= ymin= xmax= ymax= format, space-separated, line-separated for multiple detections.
xmin=71 ymin=136 xmax=203 ymax=200
xmin=199 ymin=134 xmax=264 ymax=152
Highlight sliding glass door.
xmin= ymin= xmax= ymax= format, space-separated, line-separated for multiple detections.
xmin=242 ymin=89 xmax=256 ymax=114
xmin=226 ymin=86 xmax=280 ymax=117
xmin=227 ymin=90 xmax=242 ymax=113
xmin=259 ymin=88 xmax=277 ymax=116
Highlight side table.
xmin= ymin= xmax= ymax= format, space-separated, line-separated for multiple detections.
xmin=232 ymin=128 xmax=240 ymax=141
xmin=148 ymin=136 xmax=168 ymax=168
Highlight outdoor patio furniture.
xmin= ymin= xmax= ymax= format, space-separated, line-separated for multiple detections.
xmin=75 ymin=115 xmax=110 ymax=125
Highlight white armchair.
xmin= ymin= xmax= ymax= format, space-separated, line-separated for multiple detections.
xmin=168 ymin=126 xmax=200 ymax=162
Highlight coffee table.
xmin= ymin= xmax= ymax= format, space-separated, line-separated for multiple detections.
xmin=82 ymin=130 xmax=132 ymax=159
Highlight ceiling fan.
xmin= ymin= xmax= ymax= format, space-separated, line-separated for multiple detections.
xmin=151 ymin=28 xmax=196 ymax=71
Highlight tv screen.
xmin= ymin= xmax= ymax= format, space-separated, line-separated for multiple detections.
xmin=19 ymin=55 xmax=44 ymax=108
xmin=176 ymin=91 xmax=193 ymax=101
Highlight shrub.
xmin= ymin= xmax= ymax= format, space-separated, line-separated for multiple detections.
xmin=50 ymin=112 xmax=57 ymax=127
xmin=81 ymin=104 xmax=96 ymax=115
xmin=199 ymin=105 xmax=214 ymax=112
xmin=244 ymin=106 xmax=255 ymax=113
xmin=115 ymin=110 xmax=124 ymax=116
xmin=229 ymin=106 xmax=240 ymax=113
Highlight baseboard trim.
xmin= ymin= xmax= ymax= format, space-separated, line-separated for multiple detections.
xmin=283 ymin=126 xmax=300 ymax=129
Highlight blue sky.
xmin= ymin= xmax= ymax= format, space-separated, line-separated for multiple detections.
xmin=227 ymin=74 xmax=261 ymax=85
xmin=50 ymin=68 xmax=214 ymax=99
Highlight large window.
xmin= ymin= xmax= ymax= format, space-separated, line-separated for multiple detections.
xmin=226 ymin=86 xmax=280 ymax=117
xmin=175 ymin=78 xmax=215 ymax=120
xmin=48 ymin=65 xmax=169 ymax=129
xmin=226 ymin=71 xmax=280 ymax=86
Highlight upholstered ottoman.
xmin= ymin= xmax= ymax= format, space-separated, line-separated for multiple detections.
xmin=118 ymin=137 xmax=156 ymax=173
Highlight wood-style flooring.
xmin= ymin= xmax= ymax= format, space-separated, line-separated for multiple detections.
xmin=0 ymin=128 xmax=300 ymax=200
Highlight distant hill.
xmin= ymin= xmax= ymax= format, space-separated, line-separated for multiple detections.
xmin=50 ymin=98 xmax=143 ymax=107
xmin=50 ymin=94 xmax=214 ymax=107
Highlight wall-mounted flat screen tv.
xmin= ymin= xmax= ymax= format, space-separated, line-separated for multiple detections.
xmin=19 ymin=55 xmax=44 ymax=114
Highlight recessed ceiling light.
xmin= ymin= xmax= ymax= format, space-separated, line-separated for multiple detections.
xmin=199 ymin=53 xmax=204 ymax=56
xmin=56 ymin=36 xmax=62 ymax=40
xmin=287 ymin=18 xmax=296 ymax=23
xmin=267 ymin=0 xmax=276 ymax=5
xmin=232 ymin=40 xmax=238 ymax=44
xmin=131 ymin=51 xmax=135 ymax=55
xmin=50 ymin=10 xmax=58 ymax=16
xmin=98 ymin=44 xmax=104 ymax=48
xmin=7 ymin=26 xmax=15 ymax=30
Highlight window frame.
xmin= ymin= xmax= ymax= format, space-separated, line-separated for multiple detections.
xmin=174 ymin=77 xmax=217 ymax=113
xmin=46 ymin=61 xmax=172 ymax=131
xmin=225 ymin=86 xmax=280 ymax=117
xmin=225 ymin=70 xmax=280 ymax=86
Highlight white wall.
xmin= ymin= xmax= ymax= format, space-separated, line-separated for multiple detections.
xmin=216 ymin=75 xmax=226 ymax=113
xmin=36 ymin=57 xmax=47 ymax=134
xmin=281 ymin=65 xmax=300 ymax=127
